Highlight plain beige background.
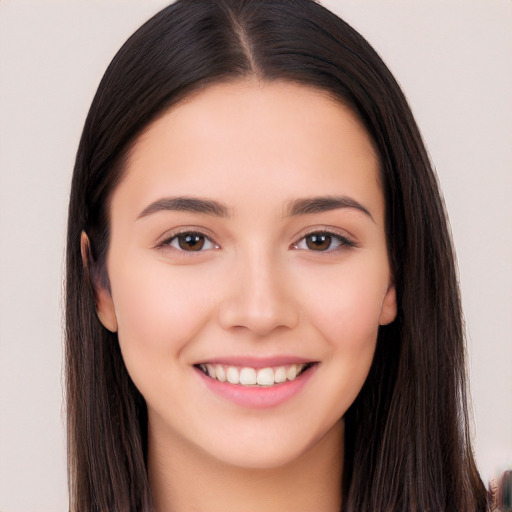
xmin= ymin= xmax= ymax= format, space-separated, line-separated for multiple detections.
xmin=0 ymin=1 xmax=511 ymax=510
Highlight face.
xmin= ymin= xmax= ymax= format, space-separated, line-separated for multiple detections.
xmin=94 ymin=80 xmax=396 ymax=469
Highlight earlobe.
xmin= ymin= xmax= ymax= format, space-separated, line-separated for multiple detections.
xmin=80 ymin=231 xmax=118 ymax=333
xmin=379 ymin=283 xmax=397 ymax=326
xmin=95 ymin=287 xmax=119 ymax=333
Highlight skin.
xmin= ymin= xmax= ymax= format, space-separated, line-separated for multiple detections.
xmin=91 ymin=79 xmax=396 ymax=512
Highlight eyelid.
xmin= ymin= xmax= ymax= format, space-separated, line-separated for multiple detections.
xmin=155 ymin=228 xmax=220 ymax=252
xmin=154 ymin=226 xmax=356 ymax=253
xmin=291 ymin=227 xmax=357 ymax=251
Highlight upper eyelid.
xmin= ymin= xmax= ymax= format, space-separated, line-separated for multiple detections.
xmin=157 ymin=227 xmax=219 ymax=247
xmin=291 ymin=226 xmax=356 ymax=245
xmin=155 ymin=226 xmax=356 ymax=250
xmin=292 ymin=232 xmax=355 ymax=251
xmin=156 ymin=232 xmax=220 ymax=256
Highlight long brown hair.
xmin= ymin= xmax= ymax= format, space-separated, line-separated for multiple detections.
xmin=65 ymin=0 xmax=490 ymax=510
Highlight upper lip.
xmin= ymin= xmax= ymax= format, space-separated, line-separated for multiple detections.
xmin=193 ymin=355 xmax=316 ymax=368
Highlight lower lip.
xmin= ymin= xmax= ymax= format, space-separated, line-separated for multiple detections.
xmin=196 ymin=365 xmax=317 ymax=409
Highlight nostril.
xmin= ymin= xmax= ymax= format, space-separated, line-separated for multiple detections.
xmin=216 ymin=260 xmax=300 ymax=334
xmin=218 ymin=298 xmax=299 ymax=334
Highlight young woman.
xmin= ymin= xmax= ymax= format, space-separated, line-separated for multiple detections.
xmin=65 ymin=0 xmax=491 ymax=510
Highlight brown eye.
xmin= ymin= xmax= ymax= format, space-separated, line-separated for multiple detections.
xmin=293 ymin=231 xmax=354 ymax=252
xmin=166 ymin=232 xmax=217 ymax=252
xmin=178 ymin=233 xmax=205 ymax=251
xmin=305 ymin=233 xmax=332 ymax=251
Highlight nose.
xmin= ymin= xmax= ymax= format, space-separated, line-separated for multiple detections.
xmin=218 ymin=250 xmax=299 ymax=336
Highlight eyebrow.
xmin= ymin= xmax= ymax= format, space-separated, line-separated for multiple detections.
xmin=137 ymin=196 xmax=231 ymax=219
xmin=285 ymin=195 xmax=374 ymax=222
xmin=137 ymin=194 xmax=374 ymax=222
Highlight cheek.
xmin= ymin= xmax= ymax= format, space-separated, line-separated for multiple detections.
xmin=108 ymin=256 xmax=215 ymax=376
xmin=299 ymin=267 xmax=384 ymax=414
xmin=297 ymin=262 xmax=386 ymax=350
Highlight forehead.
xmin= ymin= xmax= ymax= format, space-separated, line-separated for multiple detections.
xmin=113 ymin=79 xmax=383 ymax=221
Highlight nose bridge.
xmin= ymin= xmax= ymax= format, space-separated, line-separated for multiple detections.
xmin=218 ymin=244 xmax=299 ymax=335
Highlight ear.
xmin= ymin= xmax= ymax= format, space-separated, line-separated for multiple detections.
xmin=81 ymin=231 xmax=118 ymax=332
xmin=379 ymin=282 xmax=397 ymax=326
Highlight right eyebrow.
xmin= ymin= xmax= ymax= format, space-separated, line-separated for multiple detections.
xmin=137 ymin=196 xmax=231 ymax=219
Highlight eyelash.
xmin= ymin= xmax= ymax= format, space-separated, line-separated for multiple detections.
xmin=158 ymin=229 xmax=356 ymax=254
xmin=158 ymin=231 xmax=219 ymax=253
xmin=292 ymin=230 xmax=356 ymax=252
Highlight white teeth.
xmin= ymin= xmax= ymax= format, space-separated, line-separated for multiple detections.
xmin=200 ymin=362 xmax=311 ymax=386
xmin=256 ymin=367 xmax=274 ymax=386
xmin=226 ymin=366 xmax=240 ymax=384
xmin=215 ymin=365 xmax=226 ymax=382
xmin=239 ymin=367 xmax=257 ymax=385
xmin=274 ymin=366 xmax=287 ymax=383
xmin=206 ymin=364 xmax=216 ymax=379
xmin=286 ymin=365 xmax=297 ymax=381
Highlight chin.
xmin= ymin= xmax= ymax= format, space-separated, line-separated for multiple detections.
xmin=197 ymin=419 xmax=344 ymax=472
xmin=205 ymin=441 xmax=314 ymax=471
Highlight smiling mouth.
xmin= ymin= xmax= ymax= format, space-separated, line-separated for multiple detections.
xmin=194 ymin=362 xmax=317 ymax=387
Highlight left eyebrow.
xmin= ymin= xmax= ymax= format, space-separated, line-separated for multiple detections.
xmin=137 ymin=196 xmax=231 ymax=219
xmin=285 ymin=195 xmax=375 ymax=222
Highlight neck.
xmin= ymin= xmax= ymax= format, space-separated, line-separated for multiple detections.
xmin=148 ymin=420 xmax=344 ymax=512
